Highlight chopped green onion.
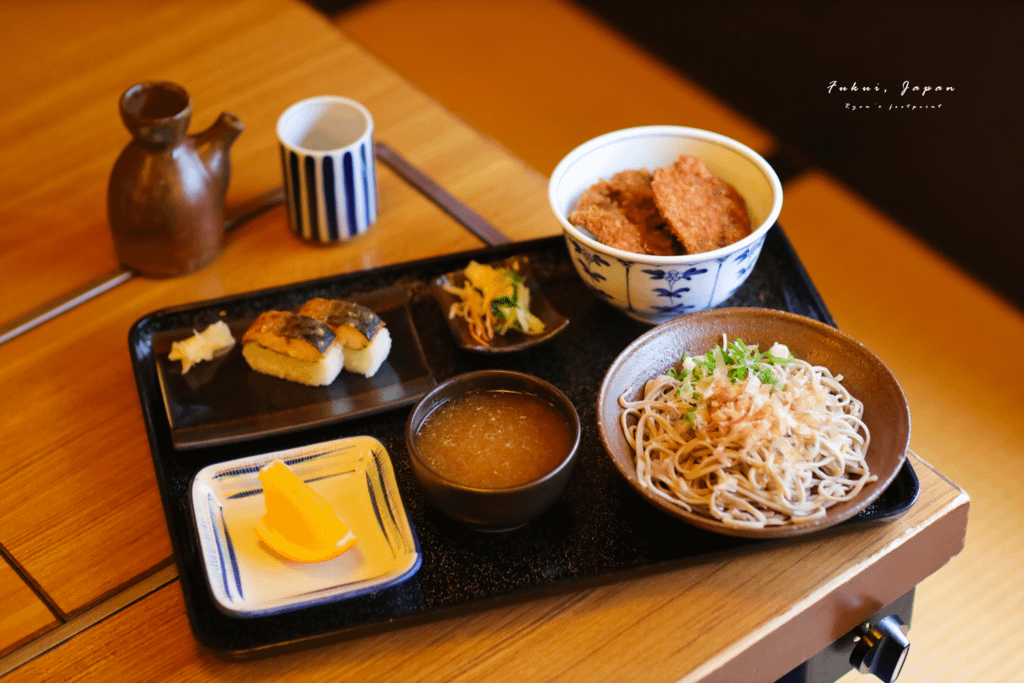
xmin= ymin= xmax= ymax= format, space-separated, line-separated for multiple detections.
xmin=668 ymin=338 xmax=792 ymax=399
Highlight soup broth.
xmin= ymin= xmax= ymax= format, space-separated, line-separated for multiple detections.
xmin=415 ymin=389 xmax=574 ymax=489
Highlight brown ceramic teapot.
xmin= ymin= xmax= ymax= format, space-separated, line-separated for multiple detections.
xmin=107 ymin=81 xmax=244 ymax=277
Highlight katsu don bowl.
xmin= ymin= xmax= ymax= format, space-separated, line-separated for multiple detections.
xmin=548 ymin=126 xmax=783 ymax=324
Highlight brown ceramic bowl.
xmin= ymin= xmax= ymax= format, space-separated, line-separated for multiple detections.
xmin=597 ymin=308 xmax=911 ymax=539
xmin=406 ymin=370 xmax=581 ymax=532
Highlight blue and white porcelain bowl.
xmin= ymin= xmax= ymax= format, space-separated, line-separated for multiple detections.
xmin=548 ymin=126 xmax=783 ymax=324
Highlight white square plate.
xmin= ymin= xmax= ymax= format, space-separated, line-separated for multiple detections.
xmin=191 ymin=436 xmax=420 ymax=616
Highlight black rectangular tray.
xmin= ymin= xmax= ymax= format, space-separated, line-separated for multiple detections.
xmin=128 ymin=229 xmax=919 ymax=657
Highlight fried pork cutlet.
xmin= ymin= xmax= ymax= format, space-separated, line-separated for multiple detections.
xmin=651 ymin=155 xmax=751 ymax=254
xmin=568 ymin=169 xmax=681 ymax=256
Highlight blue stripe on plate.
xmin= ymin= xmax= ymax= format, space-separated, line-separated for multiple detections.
xmin=212 ymin=446 xmax=348 ymax=481
xmin=371 ymin=447 xmax=404 ymax=554
xmin=207 ymin=494 xmax=233 ymax=601
xmin=219 ymin=505 xmax=244 ymax=600
xmin=364 ymin=470 xmax=392 ymax=556
xmin=289 ymin=150 xmax=303 ymax=237
xmin=343 ymin=150 xmax=357 ymax=237
xmin=304 ymin=155 xmax=318 ymax=240
xmin=322 ymin=156 xmax=339 ymax=240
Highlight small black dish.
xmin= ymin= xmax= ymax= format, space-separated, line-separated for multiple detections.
xmin=431 ymin=255 xmax=569 ymax=353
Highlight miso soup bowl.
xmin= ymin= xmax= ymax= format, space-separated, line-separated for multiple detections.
xmin=405 ymin=370 xmax=581 ymax=532
xmin=548 ymin=126 xmax=783 ymax=325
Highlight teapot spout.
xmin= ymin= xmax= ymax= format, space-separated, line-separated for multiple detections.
xmin=192 ymin=111 xmax=244 ymax=199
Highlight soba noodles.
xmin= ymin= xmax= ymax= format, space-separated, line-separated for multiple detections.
xmin=619 ymin=336 xmax=874 ymax=529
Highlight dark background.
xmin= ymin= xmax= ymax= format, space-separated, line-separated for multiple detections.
xmin=313 ymin=1 xmax=1023 ymax=311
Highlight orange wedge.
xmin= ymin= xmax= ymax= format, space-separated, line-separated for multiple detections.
xmin=255 ymin=459 xmax=357 ymax=563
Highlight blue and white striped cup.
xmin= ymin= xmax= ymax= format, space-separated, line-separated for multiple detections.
xmin=276 ymin=96 xmax=378 ymax=243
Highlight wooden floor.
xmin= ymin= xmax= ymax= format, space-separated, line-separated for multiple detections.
xmin=333 ymin=1 xmax=1024 ymax=682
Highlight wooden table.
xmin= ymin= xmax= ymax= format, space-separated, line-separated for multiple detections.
xmin=0 ymin=1 xmax=968 ymax=681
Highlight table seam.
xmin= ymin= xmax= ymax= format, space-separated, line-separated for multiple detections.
xmin=0 ymin=563 xmax=179 ymax=678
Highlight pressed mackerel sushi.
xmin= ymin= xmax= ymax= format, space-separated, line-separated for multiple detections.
xmin=241 ymin=311 xmax=343 ymax=386
xmin=298 ymin=298 xmax=391 ymax=377
xmin=340 ymin=327 xmax=391 ymax=377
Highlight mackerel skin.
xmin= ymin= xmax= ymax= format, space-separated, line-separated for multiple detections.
xmin=298 ymin=298 xmax=384 ymax=349
xmin=241 ymin=311 xmax=336 ymax=361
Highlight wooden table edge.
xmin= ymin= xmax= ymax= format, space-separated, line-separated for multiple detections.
xmin=685 ymin=453 xmax=969 ymax=683
xmin=0 ymin=452 xmax=967 ymax=682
